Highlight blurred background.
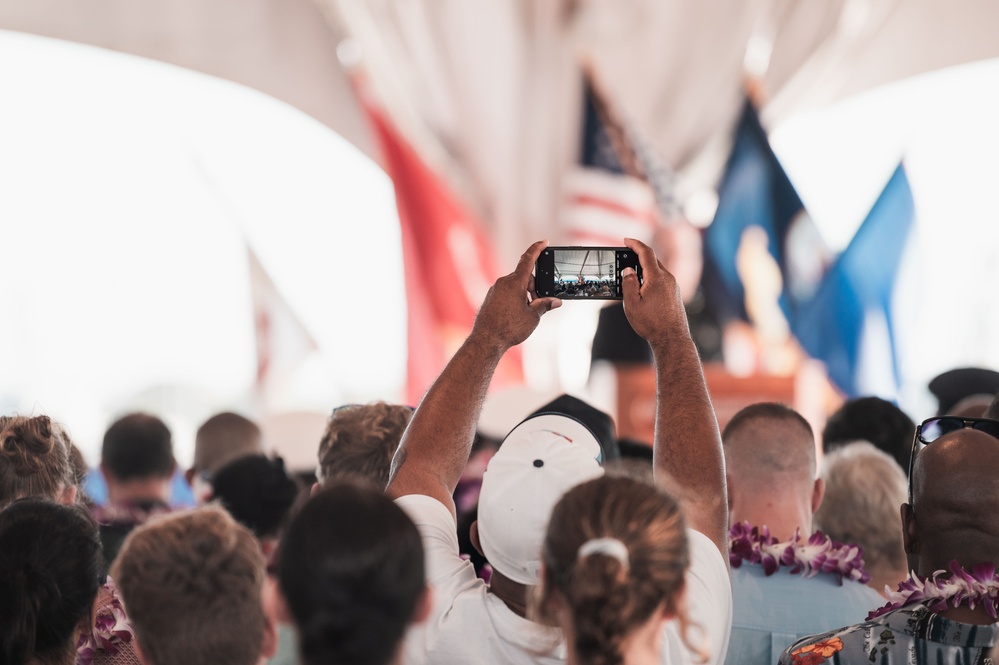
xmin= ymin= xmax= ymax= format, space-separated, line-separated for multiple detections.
xmin=1 ymin=0 xmax=997 ymax=466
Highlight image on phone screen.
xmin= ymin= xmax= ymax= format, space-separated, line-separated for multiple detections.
xmin=534 ymin=247 xmax=641 ymax=300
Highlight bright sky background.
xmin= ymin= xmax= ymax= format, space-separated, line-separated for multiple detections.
xmin=2 ymin=28 xmax=997 ymax=462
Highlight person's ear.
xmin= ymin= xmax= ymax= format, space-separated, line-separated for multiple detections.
xmin=470 ymin=520 xmax=484 ymax=557
xmin=411 ymin=586 xmax=433 ymax=626
xmin=310 ymin=482 xmax=322 ymax=497
xmin=811 ymin=477 xmax=825 ymax=515
xmin=901 ymin=503 xmax=917 ymax=554
xmin=59 ymin=484 xmax=78 ymax=506
xmin=260 ymin=595 xmax=280 ymax=660
xmin=184 ymin=468 xmax=196 ymax=487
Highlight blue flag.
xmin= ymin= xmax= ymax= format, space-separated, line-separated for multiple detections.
xmin=703 ymin=98 xmax=817 ymax=325
xmin=792 ymin=164 xmax=915 ymax=397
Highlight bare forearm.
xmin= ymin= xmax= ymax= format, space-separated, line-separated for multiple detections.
xmin=391 ymin=333 xmax=505 ymax=491
xmin=650 ymin=334 xmax=728 ymax=552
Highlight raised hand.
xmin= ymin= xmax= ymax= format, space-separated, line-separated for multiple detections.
xmin=620 ymin=236 xmax=690 ymax=348
xmin=470 ymin=240 xmax=561 ymax=351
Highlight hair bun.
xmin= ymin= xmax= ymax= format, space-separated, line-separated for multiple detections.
xmin=0 ymin=416 xmax=56 ymax=473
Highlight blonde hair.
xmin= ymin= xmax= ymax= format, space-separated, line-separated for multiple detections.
xmin=317 ymin=403 xmax=413 ymax=488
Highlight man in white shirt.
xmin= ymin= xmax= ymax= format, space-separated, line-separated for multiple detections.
xmin=388 ymin=238 xmax=731 ymax=665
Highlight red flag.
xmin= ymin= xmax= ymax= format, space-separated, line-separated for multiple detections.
xmin=354 ymin=82 xmax=523 ymax=404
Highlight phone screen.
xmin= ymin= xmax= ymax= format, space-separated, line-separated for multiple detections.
xmin=534 ymin=247 xmax=642 ymax=299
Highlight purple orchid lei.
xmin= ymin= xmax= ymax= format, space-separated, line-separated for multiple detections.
xmin=76 ymin=578 xmax=134 ymax=665
xmin=866 ymin=560 xmax=999 ymax=621
xmin=728 ymin=521 xmax=870 ymax=585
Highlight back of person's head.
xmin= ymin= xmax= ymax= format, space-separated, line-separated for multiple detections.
xmin=822 ymin=396 xmax=915 ymax=473
xmin=723 ymin=402 xmax=816 ymax=485
xmin=0 ymin=415 xmax=76 ymax=509
xmin=193 ymin=412 xmax=263 ymax=476
xmin=112 ymin=506 xmax=268 ymax=665
xmin=928 ymin=367 xmax=999 ymax=416
xmin=210 ymin=455 xmax=300 ymax=541
xmin=0 ymin=498 xmax=102 ymax=665
xmin=813 ymin=442 xmax=908 ymax=588
xmin=316 ymin=402 xmax=413 ymax=489
xmin=534 ymin=475 xmax=697 ymax=665
xmin=477 ymin=413 xmax=605 ymax=585
xmin=278 ymin=483 xmax=426 ymax=665
xmin=101 ymin=413 xmax=174 ymax=482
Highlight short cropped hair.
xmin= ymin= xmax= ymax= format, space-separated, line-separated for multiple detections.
xmin=101 ymin=413 xmax=175 ymax=481
xmin=193 ymin=412 xmax=263 ymax=476
xmin=317 ymin=403 xmax=413 ymax=488
xmin=813 ymin=442 xmax=908 ymax=579
xmin=112 ymin=506 xmax=266 ymax=665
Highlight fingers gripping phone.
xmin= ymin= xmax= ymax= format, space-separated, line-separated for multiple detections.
xmin=534 ymin=247 xmax=642 ymax=300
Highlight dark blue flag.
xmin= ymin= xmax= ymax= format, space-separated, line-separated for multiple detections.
xmin=703 ymin=98 xmax=825 ymax=325
xmin=792 ymin=164 xmax=915 ymax=397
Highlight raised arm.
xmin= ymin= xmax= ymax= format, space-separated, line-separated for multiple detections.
xmin=620 ymin=237 xmax=728 ymax=555
xmin=386 ymin=240 xmax=561 ymax=519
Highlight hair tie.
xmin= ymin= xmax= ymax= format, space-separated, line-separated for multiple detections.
xmin=577 ymin=538 xmax=630 ymax=571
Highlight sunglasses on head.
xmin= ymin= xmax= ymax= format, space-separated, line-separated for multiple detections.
xmin=907 ymin=416 xmax=999 ymax=504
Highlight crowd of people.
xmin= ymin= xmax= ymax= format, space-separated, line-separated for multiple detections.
xmin=2 ymin=238 xmax=999 ymax=665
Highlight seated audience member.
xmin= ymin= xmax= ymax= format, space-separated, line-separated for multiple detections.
xmin=389 ymin=239 xmax=731 ymax=665
xmin=534 ymin=475 xmax=705 ymax=665
xmin=188 ymin=412 xmax=264 ymax=503
xmin=210 ymin=454 xmax=300 ymax=559
xmin=96 ymin=413 xmax=176 ymax=569
xmin=822 ymin=397 xmax=915 ymax=474
xmin=0 ymin=499 xmax=102 ymax=665
xmin=316 ymin=402 xmax=413 ymax=490
xmin=723 ymin=403 xmax=883 ymax=665
xmin=0 ymin=414 xmax=139 ymax=665
xmin=782 ymin=415 xmax=999 ymax=663
xmin=112 ymin=506 xmax=277 ymax=665
xmin=277 ymin=483 xmax=429 ymax=665
xmin=814 ymin=442 xmax=909 ymax=596
xmin=928 ymin=367 xmax=999 ymax=416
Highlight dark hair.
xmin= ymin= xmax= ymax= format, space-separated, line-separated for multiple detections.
xmin=0 ymin=498 xmax=102 ymax=665
xmin=722 ymin=402 xmax=812 ymax=442
xmin=0 ymin=415 xmax=75 ymax=508
xmin=278 ymin=483 xmax=425 ymax=665
xmin=822 ymin=397 xmax=915 ymax=473
xmin=101 ymin=413 xmax=175 ymax=481
xmin=534 ymin=476 xmax=696 ymax=665
xmin=317 ymin=403 xmax=413 ymax=488
xmin=211 ymin=455 xmax=301 ymax=540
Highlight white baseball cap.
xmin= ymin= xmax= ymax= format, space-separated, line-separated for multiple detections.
xmin=477 ymin=414 xmax=605 ymax=585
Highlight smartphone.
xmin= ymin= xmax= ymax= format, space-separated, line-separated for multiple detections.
xmin=534 ymin=247 xmax=642 ymax=299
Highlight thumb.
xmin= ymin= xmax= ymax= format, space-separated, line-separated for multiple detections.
xmin=621 ymin=266 xmax=641 ymax=309
xmin=530 ymin=297 xmax=562 ymax=314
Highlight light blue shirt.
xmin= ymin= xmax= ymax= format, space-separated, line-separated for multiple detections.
xmin=724 ymin=562 xmax=884 ymax=665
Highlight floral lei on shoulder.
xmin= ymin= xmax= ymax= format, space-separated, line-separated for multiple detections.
xmin=729 ymin=521 xmax=870 ymax=585
xmin=866 ymin=560 xmax=999 ymax=620
xmin=77 ymin=578 xmax=134 ymax=665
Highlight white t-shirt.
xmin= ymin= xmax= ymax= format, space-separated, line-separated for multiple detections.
xmin=396 ymin=494 xmax=733 ymax=665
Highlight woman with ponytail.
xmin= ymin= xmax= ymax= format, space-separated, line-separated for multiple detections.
xmin=277 ymin=482 xmax=430 ymax=665
xmin=533 ymin=475 xmax=706 ymax=665
xmin=0 ymin=498 xmax=102 ymax=665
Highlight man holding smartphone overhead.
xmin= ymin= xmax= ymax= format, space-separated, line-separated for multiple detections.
xmin=387 ymin=238 xmax=732 ymax=665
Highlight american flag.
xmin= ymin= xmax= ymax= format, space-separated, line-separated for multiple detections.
xmin=560 ymin=69 xmax=681 ymax=246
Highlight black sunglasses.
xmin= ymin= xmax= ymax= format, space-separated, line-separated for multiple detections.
xmin=908 ymin=416 xmax=999 ymax=504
